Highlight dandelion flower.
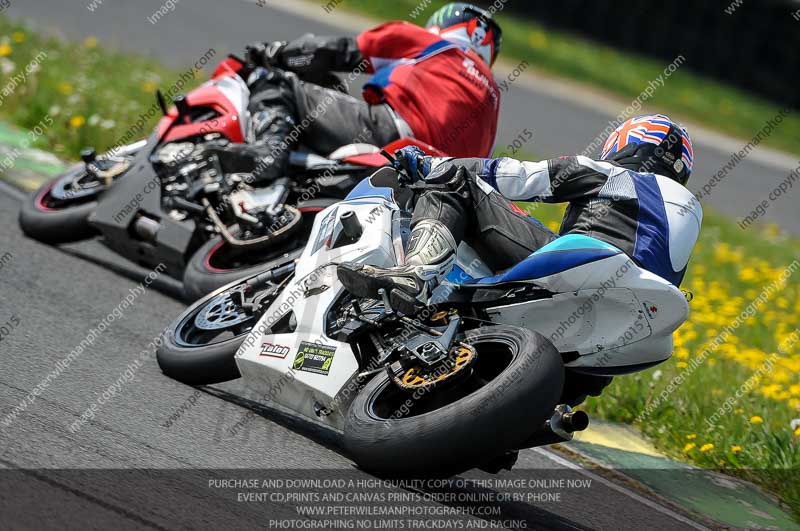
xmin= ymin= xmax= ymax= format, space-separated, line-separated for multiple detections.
xmin=750 ymin=415 xmax=764 ymax=425
xmin=738 ymin=267 xmax=757 ymax=282
xmin=731 ymin=446 xmax=742 ymax=454
xmin=529 ymin=31 xmax=548 ymax=50
xmin=683 ymin=443 xmax=696 ymax=453
xmin=700 ymin=443 xmax=714 ymax=453
xmin=0 ymin=44 xmax=12 ymax=57
xmin=142 ymin=81 xmax=158 ymax=93
xmin=69 ymin=115 xmax=86 ymax=129
xmin=686 ymin=434 xmax=697 ymax=440
xmin=677 ymin=361 xmax=688 ymax=369
xmin=57 ymin=82 xmax=74 ymax=96
xmin=794 ymin=427 xmax=800 ymax=437
xmin=12 ymin=32 xmax=25 ymax=44
xmin=84 ymin=36 xmax=98 ymax=49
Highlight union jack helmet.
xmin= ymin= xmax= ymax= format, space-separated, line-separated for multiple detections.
xmin=600 ymin=114 xmax=694 ymax=185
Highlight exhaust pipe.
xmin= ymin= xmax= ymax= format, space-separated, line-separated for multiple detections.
xmin=517 ymin=404 xmax=589 ymax=449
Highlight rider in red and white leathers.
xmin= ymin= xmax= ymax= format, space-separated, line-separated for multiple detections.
xmin=212 ymin=3 xmax=503 ymax=183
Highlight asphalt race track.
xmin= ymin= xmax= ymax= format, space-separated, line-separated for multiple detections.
xmin=6 ymin=0 xmax=800 ymax=233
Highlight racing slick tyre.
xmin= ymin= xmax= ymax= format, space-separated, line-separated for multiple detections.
xmin=19 ymin=168 xmax=100 ymax=244
xmin=344 ymin=325 xmax=564 ymax=477
xmin=158 ymin=269 xmax=285 ymax=385
xmin=182 ymin=199 xmax=336 ymax=300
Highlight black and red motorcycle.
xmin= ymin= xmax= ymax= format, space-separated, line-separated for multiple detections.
xmin=19 ymin=56 xmax=444 ymax=299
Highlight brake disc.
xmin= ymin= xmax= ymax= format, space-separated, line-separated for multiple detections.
xmin=194 ymin=292 xmax=253 ymax=330
xmin=393 ymin=344 xmax=477 ymax=392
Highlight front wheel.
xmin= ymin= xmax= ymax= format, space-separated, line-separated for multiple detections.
xmin=182 ymin=199 xmax=335 ymax=300
xmin=19 ymin=153 xmax=134 ymax=244
xmin=19 ymin=166 xmax=101 ymax=244
xmin=343 ymin=325 xmax=564 ymax=477
xmin=157 ymin=269 xmax=286 ymax=385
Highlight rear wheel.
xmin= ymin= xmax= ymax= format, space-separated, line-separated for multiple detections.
xmin=182 ymin=199 xmax=335 ymax=300
xmin=157 ymin=270 xmax=286 ymax=385
xmin=343 ymin=325 xmax=564 ymax=477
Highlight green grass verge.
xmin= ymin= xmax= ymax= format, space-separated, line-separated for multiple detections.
xmin=338 ymin=0 xmax=799 ymax=156
xmin=0 ymin=17 xmax=201 ymax=159
xmin=1 ymin=13 xmax=798 ymax=519
xmin=524 ymin=202 xmax=800 ymax=520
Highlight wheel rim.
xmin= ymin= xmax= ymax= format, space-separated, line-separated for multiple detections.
xmin=36 ymin=158 xmax=129 ymax=211
xmin=366 ymin=335 xmax=517 ymax=421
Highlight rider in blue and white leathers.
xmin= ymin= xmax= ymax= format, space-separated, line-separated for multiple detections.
xmin=337 ymin=114 xmax=703 ymax=314
xmin=338 ymin=114 xmax=702 ymax=405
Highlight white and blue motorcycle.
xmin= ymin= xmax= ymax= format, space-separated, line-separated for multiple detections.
xmin=157 ymin=167 xmax=689 ymax=476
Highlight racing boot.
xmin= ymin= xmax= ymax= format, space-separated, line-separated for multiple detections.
xmin=337 ymin=219 xmax=458 ymax=315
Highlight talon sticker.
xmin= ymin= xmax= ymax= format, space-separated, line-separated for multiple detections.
xmin=260 ymin=342 xmax=291 ymax=359
xmin=292 ymin=341 xmax=336 ymax=375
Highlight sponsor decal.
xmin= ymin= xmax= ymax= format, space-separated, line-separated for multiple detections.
xmin=292 ymin=341 xmax=336 ymax=375
xmin=260 ymin=342 xmax=291 ymax=359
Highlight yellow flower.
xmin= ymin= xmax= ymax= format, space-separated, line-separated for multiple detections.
xmin=794 ymin=427 xmax=800 ymax=437
xmin=686 ymin=434 xmax=697 ymax=440
xmin=141 ymin=81 xmax=158 ymax=93
xmin=69 ymin=115 xmax=86 ymax=129
xmin=529 ymin=30 xmax=548 ymax=50
xmin=761 ymin=383 xmax=784 ymax=400
xmin=677 ymin=361 xmax=688 ymax=369
xmin=750 ymin=415 xmax=764 ymax=424
xmin=713 ymin=242 xmax=742 ymax=263
xmin=0 ymin=44 xmax=12 ymax=57
xmin=57 ymin=82 xmax=74 ymax=96
xmin=700 ymin=443 xmax=714 ymax=453
xmin=683 ymin=442 xmax=696 ymax=453
xmin=738 ymin=266 xmax=757 ymax=282
xmin=764 ymin=223 xmax=780 ymax=239
xmin=83 ymin=36 xmax=98 ymax=49
xmin=12 ymin=32 xmax=25 ymax=44
xmin=731 ymin=445 xmax=742 ymax=454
